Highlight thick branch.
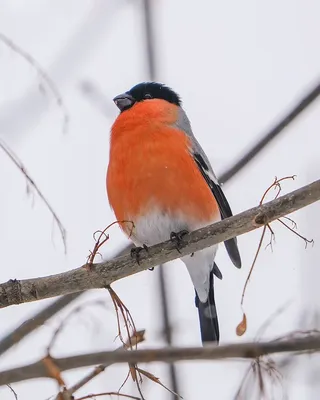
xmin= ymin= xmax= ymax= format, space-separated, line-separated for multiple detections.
xmin=0 ymin=179 xmax=319 ymax=309
xmin=1 ymin=335 xmax=319 ymax=386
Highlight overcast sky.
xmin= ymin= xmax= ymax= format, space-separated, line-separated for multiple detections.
xmin=0 ymin=1 xmax=320 ymax=399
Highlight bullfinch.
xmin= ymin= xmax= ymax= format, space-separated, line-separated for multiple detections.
xmin=106 ymin=82 xmax=241 ymax=344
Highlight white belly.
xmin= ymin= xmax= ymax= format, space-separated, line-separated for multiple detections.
xmin=130 ymin=210 xmax=189 ymax=247
xmin=129 ymin=209 xmax=221 ymax=303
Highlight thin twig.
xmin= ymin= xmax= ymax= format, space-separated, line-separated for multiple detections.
xmin=0 ymin=32 xmax=69 ymax=133
xmin=136 ymin=367 xmax=182 ymax=398
xmin=277 ymin=219 xmax=314 ymax=248
xmin=0 ymin=138 xmax=67 ymax=252
xmin=236 ymin=176 xmax=306 ymax=336
xmin=6 ymin=384 xmax=18 ymax=400
xmin=87 ymin=221 xmax=134 ymax=266
xmin=77 ymin=393 xmax=141 ymax=400
xmin=106 ymin=286 xmax=137 ymax=348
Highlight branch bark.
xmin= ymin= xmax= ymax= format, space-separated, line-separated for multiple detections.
xmin=0 ymin=245 xmax=132 ymax=357
xmin=0 ymin=179 xmax=319 ymax=309
xmin=1 ymin=334 xmax=319 ymax=386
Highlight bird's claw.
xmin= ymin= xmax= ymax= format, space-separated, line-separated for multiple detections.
xmin=131 ymin=244 xmax=149 ymax=266
xmin=170 ymin=229 xmax=189 ymax=253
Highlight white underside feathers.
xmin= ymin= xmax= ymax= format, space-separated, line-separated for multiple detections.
xmin=129 ymin=209 xmax=220 ymax=303
xmin=181 ymin=245 xmax=218 ymax=303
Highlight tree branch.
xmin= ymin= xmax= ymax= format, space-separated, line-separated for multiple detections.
xmin=0 ymin=179 xmax=319 ymax=309
xmin=0 ymin=246 xmax=131 ymax=357
xmin=1 ymin=333 xmax=319 ymax=386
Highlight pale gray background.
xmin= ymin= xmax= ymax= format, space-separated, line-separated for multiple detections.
xmin=0 ymin=1 xmax=319 ymax=399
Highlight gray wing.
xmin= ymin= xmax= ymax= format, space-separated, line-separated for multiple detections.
xmin=173 ymin=108 xmax=241 ymax=269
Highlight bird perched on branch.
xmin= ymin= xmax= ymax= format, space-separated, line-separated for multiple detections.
xmin=106 ymin=82 xmax=241 ymax=344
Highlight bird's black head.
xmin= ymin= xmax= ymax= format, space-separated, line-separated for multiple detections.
xmin=113 ymin=82 xmax=181 ymax=112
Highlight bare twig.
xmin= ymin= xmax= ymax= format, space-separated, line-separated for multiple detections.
xmin=136 ymin=367 xmax=182 ymax=398
xmin=235 ymin=356 xmax=286 ymax=400
xmin=240 ymin=225 xmax=267 ymax=308
xmin=0 ymin=138 xmax=67 ymax=252
xmin=87 ymin=221 xmax=134 ymax=266
xmin=77 ymin=393 xmax=141 ymax=400
xmin=236 ymin=176 xmax=312 ymax=337
xmin=0 ymin=32 xmax=69 ymax=133
xmin=67 ymin=365 xmax=105 ymax=396
xmin=6 ymin=384 xmax=18 ymax=400
xmin=0 ymin=179 xmax=319 ymax=308
xmin=277 ymin=218 xmax=314 ymax=248
xmin=106 ymin=286 xmax=137 ymax=348
xmin=1 ymin=332 xmax=320 ymax=386
xmin=235 ymin=305 xmax=291 ymax=399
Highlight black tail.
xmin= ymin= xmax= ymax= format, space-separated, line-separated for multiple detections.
xmin=195 ymin=268 xmax=219 ymax=344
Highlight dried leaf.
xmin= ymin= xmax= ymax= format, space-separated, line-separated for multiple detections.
xmin=236 ymin=313 xmax=247 ymax=336
xmin=129 ymin=364 xmax=138 ymax=382
xmin=124 ymin=330 xmax=145 ymax=349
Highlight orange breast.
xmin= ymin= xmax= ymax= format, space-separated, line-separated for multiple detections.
xmin=106 ymin=100 xmax=219 ymax=234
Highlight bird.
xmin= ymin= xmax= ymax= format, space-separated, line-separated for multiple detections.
xmin=106 ymin=82 xmax=241 ymax=344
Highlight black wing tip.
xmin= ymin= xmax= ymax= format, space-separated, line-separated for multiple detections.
xmin=232 ymin=253 xmax=242 ymax=269
xmin=225 ymin=238 xmax=242 ymax=269
xmin=212 ymin=262 xmax=223 ymax=280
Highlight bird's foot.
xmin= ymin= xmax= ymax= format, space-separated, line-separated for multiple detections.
xmin=130 ymin=244 xmax=149 ymax=266
xmin=170 ymin=230 xmax=189 ymax=253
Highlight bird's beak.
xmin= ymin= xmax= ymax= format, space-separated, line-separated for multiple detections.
xmin=113 ymin=93 xmax=135 ymax=112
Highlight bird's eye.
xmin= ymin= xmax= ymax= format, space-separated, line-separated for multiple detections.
xmin=144 ymin=93 xmax=152 ymax=99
